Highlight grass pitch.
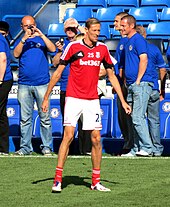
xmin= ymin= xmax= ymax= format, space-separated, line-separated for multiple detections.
xmin=0 ymin=155 xmax=170 ymax=207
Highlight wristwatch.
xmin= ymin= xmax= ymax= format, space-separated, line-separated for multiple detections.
xmin=21 ymin=39 xmax=26 ymax=44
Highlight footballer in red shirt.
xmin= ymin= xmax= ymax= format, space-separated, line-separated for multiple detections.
xmin=42 ymin=18 xmax=131 ymax=193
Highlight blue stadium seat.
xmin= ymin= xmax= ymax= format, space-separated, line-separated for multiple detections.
xmin=110 ymin=27 xmax=121 ymax=39
xmin=47 ymin=23 xmax=66 ymax=40
xmin=99 ymin=23 xmax=111 ymax=40
xmin=7 ymin=99 xmax=21 ymax=136
xmin=129 ymin=7 xmax=158 ymax=26
xmin=140 ymin=0 xmax=170 ymax=10
xmin=77 ymin=0 xmax=107 ymax=9
xmin=107 ymin=0 xmax=139 ymax=9
xmin=160 ymin=7 xmax=170 ymax=22
xmin=100 ymin=99 xmax=113 ymax=137
xmin=63 ymin=7 xmax=93 ymax=23
xmin=160 ymin=99 xmax=170 ymax=138
xmin=146 ymin=22 xmax=170 ymax=39
xmin=96 ymin=7 xmax=124 ymax=25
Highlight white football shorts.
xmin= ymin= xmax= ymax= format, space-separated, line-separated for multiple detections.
xmin=63 ymin=97 xmax=102 ymax=130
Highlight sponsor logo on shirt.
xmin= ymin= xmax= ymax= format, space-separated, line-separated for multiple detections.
xmin=79 ymin=59 xmax=100 ymax=66
xmin=77 ymin=52 xmax=84 ymax=57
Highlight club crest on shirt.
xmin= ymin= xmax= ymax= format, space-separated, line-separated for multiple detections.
xmin=119 ymin=44 xmax=124 ymax=50
xmin=162 ymin=102 xmax=170 ymax=112
xmin=96 ymin=52 xmax=100 ymax=58
xmin=129 ymin=45 xmax=133 ymax=51
xmin=36 ymin=43 xmax=41 ymax=48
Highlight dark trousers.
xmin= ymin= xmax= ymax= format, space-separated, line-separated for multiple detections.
xmin=0 ymin=79 xmax=13 ymax=153
xmin=60 ymin=91 xmax=92 ymax=154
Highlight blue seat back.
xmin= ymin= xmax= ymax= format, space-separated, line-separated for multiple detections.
xmin=129 ymin=7 xmax=158 ymax=25
xmin=63 ymin=8 xmax=93 ymax=24
xmin=107 ymin=0 xmax=139 ymax=8
xmin=77 ymin=0 xmax=107 ymax=8
xmin=47 ymin=23 xmax=66 ymax=38
xmin=99 ymin=23 xmax=111 ymax=40
xmin=110 ymin=27 xmax=121 ymax=39
xmin=96 ymin=7 xmax=124 ymax=23
xmin=160 ymin=7 xmax=170 ymax=21
xmin=146 ymin=22 xmax=170 ymax=39
xmin=140 ymin=0 xmax=170 ymax=10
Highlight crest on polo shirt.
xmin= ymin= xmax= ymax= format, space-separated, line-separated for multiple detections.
xmin=129 ymin=45 xmax=133 ymax=51
xmin=96 ymin=52 xmax=100 ymax=58
xmin=36 ymin=43 xmax=41 ymax=48
xmin=120 ymin=44 xmax=124 ymax=50
xmin=162 ymin=102 xmax=170 ymax=112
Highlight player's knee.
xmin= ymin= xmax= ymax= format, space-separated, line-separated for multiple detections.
xmin=91 ymin=136 xmax=101 ymax=146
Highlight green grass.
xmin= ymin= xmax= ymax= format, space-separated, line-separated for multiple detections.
xmin=0 ymin=155 xmax=170 ymax=207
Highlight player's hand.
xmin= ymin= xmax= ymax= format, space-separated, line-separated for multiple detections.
xmin=41 ymin=99 xmax=49 ymax=113
xmin=122 ymin=102 xmax=131 ymax=115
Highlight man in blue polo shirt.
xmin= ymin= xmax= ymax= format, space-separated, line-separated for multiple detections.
xmin=121 ymin=15 xmax=154 ymax=157
xmin=136 ymin=25 xmax=167 ymax=156
xmin=13 ymin=15 xmax=56 ymax=155
xmin=114 ymin=12 xmax=134 ymax=154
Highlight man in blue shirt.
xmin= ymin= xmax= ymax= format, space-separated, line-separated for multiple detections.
xmin=136 ymin=25 xmax=167 ymax=156
xmin=121 ymin=15 xmax=154 ymax=157
xmin=14 ymin=16 xmax=56 ymax=155
xmin=114 ymin=12 xmax=134 ymax=154
xmin=0 ymin=21 xmax=13 ymax=155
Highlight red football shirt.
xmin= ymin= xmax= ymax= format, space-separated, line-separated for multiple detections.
xmin=60 ymin=40 xmax=113 ymax=99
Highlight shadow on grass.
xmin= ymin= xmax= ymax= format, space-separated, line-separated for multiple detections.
xmin=32 ymin=176 xmax=119 ymax=189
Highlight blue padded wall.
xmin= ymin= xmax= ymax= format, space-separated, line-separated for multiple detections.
xmin=0 ymin=0 xmax=59 ymax=45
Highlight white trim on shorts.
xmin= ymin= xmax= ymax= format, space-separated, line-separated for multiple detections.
xmin=63 ymin=97 xmax=102 ymax=130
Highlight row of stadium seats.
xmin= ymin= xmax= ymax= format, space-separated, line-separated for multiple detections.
xmin=76 ymin=0 xmax=170 ymax=9
xmin=7 ymin=94 xmax=170 ymax=139
xmin=63 ymin=7 xmax=170 ymax=25
xmin=47 ymin=21 xmax=170 ymax=41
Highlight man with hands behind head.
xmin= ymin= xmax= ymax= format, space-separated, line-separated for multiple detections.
xmin=14 ymin=15 xmax=56 ymax=156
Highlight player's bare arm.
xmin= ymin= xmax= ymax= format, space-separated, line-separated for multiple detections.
xmin=42 ymin=64 xmax=65 ymax=112
xmin=107 ymin=68 xmax=131 ymax=114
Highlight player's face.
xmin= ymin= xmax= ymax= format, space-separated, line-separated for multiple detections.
xmin=114 ymin=16 xmax=121 ymax=31
xmin=120 ymin=19 xmax=131 ymax=36
xmin=87 ymin=24 xmax=100 ymax=43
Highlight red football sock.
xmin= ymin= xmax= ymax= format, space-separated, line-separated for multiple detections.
xmin=54 ymin=166 xmax=63 ymax=183
xmin=92 ymin=168 xmax=100 ymax=186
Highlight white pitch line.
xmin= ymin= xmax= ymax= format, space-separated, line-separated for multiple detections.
xmin=0 ymin=155 xmax=170 ymax=159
